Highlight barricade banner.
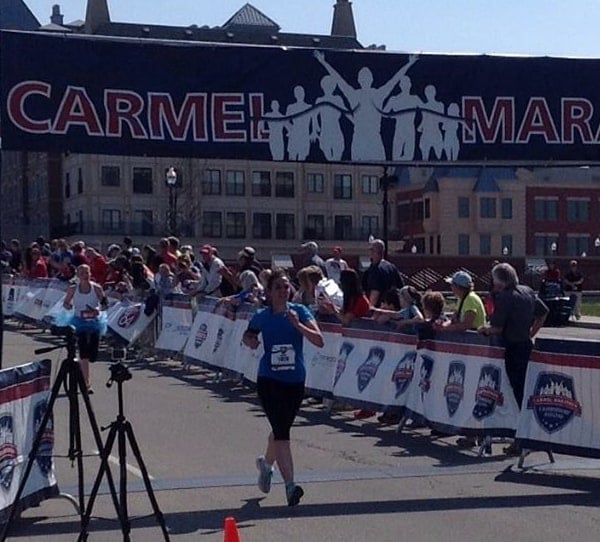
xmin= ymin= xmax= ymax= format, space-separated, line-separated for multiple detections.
xmin=332 ymin=319 xmax=418 ymax=410
xmin=155 ymin=294 xmax=194 ymax=352
xmin=39 ymin=280 xmax=69 ymax=323
xmin=0 ymin=359 xmax=58 ymax=522
xmin=406 ymin=334 xmax=520 ymax=437
xmin=304 ymin=318 xmax=342 ymax=397
xmin=183 ymin=298 xmax=225 ymax=369
xmin=516 ymin=338 xmax=600 ymax=458
xmin=221 ymin=302 xmax=261 ymax=380
xmin=1 ymin=275 xmax=16 ymax=317
xmin=13 ymin=278 xmax=49 ymax=322
xmin=106 ymin=299 xmax=156 ymax=345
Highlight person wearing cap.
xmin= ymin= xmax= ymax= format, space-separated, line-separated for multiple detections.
xmin=156 ymin=237 xmax=178 ymax=270
xmin=324 ymin=246 xmax=349 ymax=285
xmin=300 ymin=241 xmax=327 ymax=277
xmin=479 ymin=263 xmax=549 ymax=456
xmin=234 ymin=246 xmax=263 ymax=289
xmin=436 ymin=271 xmax=486 ymax=333
xmin=362 ymin=238 xmax=403 ymax=307
xmin=563 ymin=260 xmax=584 ymax=320
xmin=197 ymin=244 xmax=227 ymax=297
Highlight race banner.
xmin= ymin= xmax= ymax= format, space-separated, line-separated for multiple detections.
xmin=155 ymin=294 xmax=194 ymax=352
xmin=4 ymin=30 xmax=600 ymax=164
xmin=106 ymin=299 xmax=156 ymax=345
xmin=304 ymin=317 xmax=342 ymax=397
xmin=1 ymin=276 xmax=17 ymax=317
xmin=0 ymin=359 xmax=58 ymax=522
xmin=221 ymin=302 xmax=262 ymax=380
xmin=332 ymin=319 xmax=418 ymax=411
xmin=183 ymin=298 xmax=226 ymax=370
xmin=12 ymin=278 xmax=49 ymax=322
xmin=517 ymin=338 xmax=600 ymax=458
xmin=405 ymin=334 xmax=520 ymax=437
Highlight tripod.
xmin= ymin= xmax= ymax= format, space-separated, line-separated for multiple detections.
xmin=0 ymin=325 xmax=120 ymax=541
xmin=77 ymin=362 xmax=170 ymax=541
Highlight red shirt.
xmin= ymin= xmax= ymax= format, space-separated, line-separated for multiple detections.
xmin=89 ymin=256 xmax=108 ymax=285
xmin=347 ymin=294 xmax=371 ymax=318
xmin=29 ymin=258 xmax=48 ymax=279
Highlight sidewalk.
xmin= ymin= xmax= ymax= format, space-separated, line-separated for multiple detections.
xmin=570 ymin=314 xmax=600 ymax=329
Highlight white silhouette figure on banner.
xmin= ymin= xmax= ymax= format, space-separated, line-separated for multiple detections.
xmin=418 ymin=84 xmax=444 ymax=160
xmin=384 ymin=75 xmax=423 ymax=161
xmin=286 ymin=85 xmax=314 ymax=161
xmin=262 ymin=100 xmax=286 ymax=160
xmin=314 ymin=75 xmax=346 ymax=161
xmin=314 ymin=50 xmax=418 ymax=161
xmin=442 ymin=103 xmax=461 ymax=160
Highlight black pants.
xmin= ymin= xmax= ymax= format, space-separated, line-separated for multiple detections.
xmin=77 ymin=331 xmax=100 ymax=363
xmin=504 ymin=340 xmax=533 ymax=409
xmin=256 ymin=377 xmax=304 ymax=441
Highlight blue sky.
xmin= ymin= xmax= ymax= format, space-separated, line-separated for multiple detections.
xmin=25 ymin=0 xmax=600 ymax=57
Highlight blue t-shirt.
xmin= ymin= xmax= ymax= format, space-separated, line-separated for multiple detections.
xmin=249 ymin=302 xmax=314 ymax=383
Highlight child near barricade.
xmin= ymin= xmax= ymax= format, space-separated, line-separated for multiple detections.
xmin=371 ymin=285 xmax=424 ymax=332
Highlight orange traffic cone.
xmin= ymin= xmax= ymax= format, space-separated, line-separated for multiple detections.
xmin=223 ymin=516 xmax=241 ymax=542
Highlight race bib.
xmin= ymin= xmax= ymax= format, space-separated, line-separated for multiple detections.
xmin=80 ymin=309 xmax=96 ymax=319
xmin=270 ymin=344 xmax=295 ymax=372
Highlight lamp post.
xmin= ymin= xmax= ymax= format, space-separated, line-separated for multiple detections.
xmin=595 ymin=236 xmax=600 ymax=255
xmin=502 ymin=246 xmax=509 ymax=256
xmin=550 ymin=241 xmax=557 ymax=256
xmin=411 ymin=244 xmax=417 ymax=254
xmin=379 ymin=168 xmax=398 ymax=259
xmin=165 ymin=167 xmax=178 ymax=235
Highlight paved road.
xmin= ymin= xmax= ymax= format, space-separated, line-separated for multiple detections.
xmin=0 ymin=321 xmax=599 ymax=541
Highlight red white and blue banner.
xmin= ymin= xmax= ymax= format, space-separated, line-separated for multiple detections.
xmin=155 ymin=294 xmax=194 ymax=352
xmin=3 ymin=30 xmax=600 ymax=164
xmin=0 ymin=360 xmax=58 ymax=521
xmin=105 ymin=299 xmax=156 ymax=345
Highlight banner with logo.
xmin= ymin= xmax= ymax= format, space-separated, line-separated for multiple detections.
xmin=332 ymin=319 xmax=418 ymax=410
xmin=221 ymin=302 xmax=261 ymax=380
xmin=155 ymin=294 xmax=194 ymax=352
xmin=12 ymin=278 xmax=49 ymax=322
xmin=1 ymin=275 xmax=17 ymax=317
xmin=105 ymin=300 xmax=156 ymax=345
xmin=405 ymin=335 xmax=520 ymax=437
xmin=4 ymin=30 xmax=600 ymax=164
xmin=304 ymin=318 xmax=342 ymax=397
xmin=0 ymin=360 xmax=58 ymax=522
xmin=517 ymin=338 xmax=600 ymax=458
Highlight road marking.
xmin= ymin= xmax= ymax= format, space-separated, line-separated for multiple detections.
xmin=91 ymin=450 xmax=154 ymax=480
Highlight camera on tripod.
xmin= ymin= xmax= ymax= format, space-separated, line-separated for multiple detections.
xmin=108 ymin=362 xmax=132 ymax=384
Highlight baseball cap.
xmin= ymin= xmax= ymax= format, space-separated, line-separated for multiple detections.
xmin=301 ymin=241 xmax=319 ymax=251
xmin=240 ymin=246 xmax=256 ymax=258
xmin=199 ymin=244 xmax=214 ymax=255
xmin=445 ymin=271 xmax=473 ymax=288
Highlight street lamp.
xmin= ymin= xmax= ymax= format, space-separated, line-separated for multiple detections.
xmin=550 ymin=241 xmax=557 ymax=256
xmin=411 ymin=244 xmax=417 ymax=254
xmin=502 ymin=246 xmax=509 ymax=256
xmin=595 ymin=236 xmax=600 ymax=255
xmin=379 ymin=167 xmax=398 ymax=259
xmin=165 ymin=167 xmax=178 ymax=235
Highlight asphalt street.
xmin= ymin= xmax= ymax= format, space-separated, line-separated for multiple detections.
xmin=0 ymin=320 xmax=599 ymax=542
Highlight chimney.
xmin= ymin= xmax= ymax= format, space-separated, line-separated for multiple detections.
xmin=331 ymin=0 xmax=357 ymax=39
xmin=50 ymin=4 xmax=64 ymax=26
xmin=84 ymin=0 xmax=111 ymax=34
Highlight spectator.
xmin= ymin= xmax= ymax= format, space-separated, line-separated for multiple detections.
xmin=372 ymin=285 xmax=423 ymax=332
xmin=122 ymin=236 xmax=134 ymax=259
xmin=324 ymin=246 xmax=349 ymax=285
xmin=156 ymin=237 xmax=178 ymax=270
xmin=106 ymin=243 xmax=122 ymax=262
xmin=27 ymin=246 xmax=48 ymax=279
xmin=436 ymin=271 xmax=486 ymax=332
xmin=143 ymin=244 xmax=159 ymax=273
xmin=0 ymin=241 xmax=12 ymax=273
xmin=85 ymin=247 xmax=108 ymax=286
xmin=479 ymin=262 xmax=549 ymax=456
xmin=71 ymin=241 xmax=88 ymax=267
xmin=173 ymin=256 xmax=200 ymax=295
xmin=299 ymin=241 xmax=327 ymax=277
xmin=320 ymin=269 xmax=369 ymax=325
xmin=362 ymin=238 xmax=403 ymax=307
xmin=563 ymin=260 xmax=584 ymax=321
xmin=293 ymin=265 xmax=324 ymax=311
xmin=196 ymin=244 xmax=227 ymax=297
xmin=154 ymin=263 xmax=176 ymax=297
xmin=543 ymin=260 xmax=561 ymax=282
xmin=416 ymin=291 xmax=446 ymax=341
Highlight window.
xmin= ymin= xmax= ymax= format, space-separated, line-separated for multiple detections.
xmin=501 ymin=198 xmax=513 ymax=219
xmin=398 ymin=203 xmax=410 ymax=222
xmin=134 ymin=210 xmax=153 ymax=236
xmin=252 ymin=171 xmax=271 ymax=197
xmin=334 ymin=174 xmax=352 ymax=199
xmin=424 ymin=198 xmax=431 ymax=219
xmin=225 ymin=212 xmax=246 ymax=238
xmin=101 ymin=166 xmax=120 ymax=187
xmin=203 ymin=169 xmax=221 ymax=195
xmin=305 ymin=214 xmax=325 ymax=240
xmin=534 ymin=198 xmax=558 ymax=220
xmin=307 ymin=173 xmax=324 ymax=193
xmin=567 ymin=236 xmax=589 ymax=256
xmin=534 ymin=234 xmax=559 ymax=256
xmin=567 ymin=199 xmax=589 ymax=222
xmin=252 ymin=213 xmax=272 ymax=239
xmin=458 ymin=197 xmax=470 ymax=218
xmin=334 ymin=215 xmax=352 ymax=240
xmin=361 ymin=215 xmax=379 ymax=238
xmin=411 ymin=200 xmax=424 ymax=221
xmin=479 ymin=234 xmax=491 ymax=255
xmin=501 ymin=235 xmax=513 ymax=255
xmin=65 ymin=172 xmax=71 ymax=199
xmin=479 ymin=197 xmax=496 ymax=218
xmin=361 ymin=175 xmax=379 ymax=194
xmin=275 ymin=171 xmax=295 ymax=198
xmin=225 ymin=170 xmax=245 ymax=196
xmin=202 ymin=211 xmax=222 ymax=237
xmin=458 ymin=234 xmax=470 ymax=255
xmin=275 ymin=213 xmax=295 ymax=240
xmin=101 ymin=209 xmax=122 ymax=232
xmin=132 ymin=167 xmax=153 ymax=194
xmin=77 ymin=168 xmax=83 ymax=194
